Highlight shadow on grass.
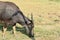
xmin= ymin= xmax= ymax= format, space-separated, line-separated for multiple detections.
xmin=0 ymin=25 xmax=35 ymax=40
xmin=16 ymin=27 xmax=35 ymax=40
xmin=0 ymin=24 xmax=3 ymax=31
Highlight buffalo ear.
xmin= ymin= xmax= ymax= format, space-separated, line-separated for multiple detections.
xmin=29 ymin=20 xmax=33 ymax=24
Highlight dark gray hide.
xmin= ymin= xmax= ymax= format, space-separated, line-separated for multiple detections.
xmin=0 ymin=1 xmax=34 ymax=37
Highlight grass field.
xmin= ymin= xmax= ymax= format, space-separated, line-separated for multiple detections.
xmin=0 ymin=0 xmax=60 ymax=40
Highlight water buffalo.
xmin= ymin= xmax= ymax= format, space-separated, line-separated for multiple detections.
xmin=0 ymin=1 xmax=34 ymax=38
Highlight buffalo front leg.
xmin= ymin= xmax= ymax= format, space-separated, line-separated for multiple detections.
xmin=13 ymin=26 xmax=16 ymax=36
xmin=13 ymin=25 xmax=18 ymax=40
xmin=2 ymin=26 xmax=7 ymax=39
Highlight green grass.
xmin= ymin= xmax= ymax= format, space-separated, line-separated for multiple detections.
xmin=0 ymin=24 xmax=60 ymax=40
